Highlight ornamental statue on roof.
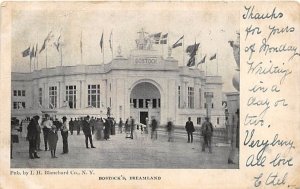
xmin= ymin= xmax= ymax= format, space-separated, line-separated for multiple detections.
xmin=135 ymin=28 xmax=153 ymax=50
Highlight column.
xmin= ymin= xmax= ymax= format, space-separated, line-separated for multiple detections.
xmin=205 ymin=92 xmax=214 ymax=119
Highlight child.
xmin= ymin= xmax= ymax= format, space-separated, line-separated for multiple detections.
xmin=48 ymin=125 xmax=58 ymax=158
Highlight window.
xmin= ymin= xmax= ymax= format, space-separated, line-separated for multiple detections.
xmin=110 ymin=97 xmax=112 ymax=107
xmin=145 ymin=99 xmax=150 ymax=108
xmin=13 ymin=101 xmax=25 ymax=109
xmin=133 ymin=99 xmax=137 ymax=108
xmin=66 ymin=85 xmax=76 ymax=109
xmin=138 ymin=99 xmax=144 ymax=108
xmin=39 ymin=88 xmax=43 ymax=106
xmin=13 ymin=90 xmax=26 ymax=97
xmin=49 ymin=86 xmax=57 ymax=108
xmin=188 ymin=87 xmax=194 ymax=109
xmin=217 ymin=117 xmax=219 ymax=124
xmin=178 ymin=86 xmax=181 ymax=108
xmin=197 ymin=117 xmax=201 ymax=125
xmin=212 ymin=103 xmax=214 ymax=109
xmin=152 ymin=99 xmax=157 ymax=108
xmin=158 ymin=98 xmax=161 ymax=108
xmin=88 ymin=84 xmax=100 ymax=108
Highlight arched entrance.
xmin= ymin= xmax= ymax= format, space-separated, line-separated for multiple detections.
xmin=130 ymin=82 xmax=161 ymax=125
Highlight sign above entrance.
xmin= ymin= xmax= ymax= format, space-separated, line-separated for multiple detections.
xmin=134 ymin=57 xmax=158 ymax=64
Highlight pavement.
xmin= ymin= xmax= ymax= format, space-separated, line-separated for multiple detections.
xmin=11 ymin=130 xmax=239 ymax=169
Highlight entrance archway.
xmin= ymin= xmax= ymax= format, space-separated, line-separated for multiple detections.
xmin=130 ymin=82 xmax=161 ymax=125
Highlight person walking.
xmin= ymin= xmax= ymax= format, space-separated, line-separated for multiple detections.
xmin=42 ymin=114 xmax=52 ymax=151
xmin=118 ymin=118 xmax=123 ymax=134
xmin=104 ymin=118 xmax=111 ymax=140
xmin=166 ymin=119 xmax=174 ymax=142
xmin=82 ymin=116 xmax=96 ymax=148
xmin=69 ymin=118 xmax=74 ymax=135
xmin=185 ymin=117 xmax=195 ymax=143
xmin=201 ymin=117 xmax=214 ymax=153
xmin=61 ymin=116 xmax=69 ymax=154
xmin=95 ymin=118 xmax=104 ymax=140
xmin=36 ymin=118 xmax=42 ymax=151
xmin=27 ymin=115 xmax=40 ymax=159
xmin=90 ymin=116 xmax=96 ymax=135
xmin=48 ymin=125 xmax=58 ymax=158
xmin=130 ymin=116 xmax=135 ymax=139
xmin=151 ymin=117 xmax=158 ymax=140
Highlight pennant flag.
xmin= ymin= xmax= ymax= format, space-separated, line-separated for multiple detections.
xmin=149 ymin=32 xmax=161 ymax=44
xmin=22 ymin=47 xmax=30 ymax=57
xmin=53 ymin=35 xmax=61 ymax=52
xmin=187 ymin=56 xmax=195 ymax=67
xmin=172 ymin=35 xmax=184 ymax=48
xmin=39 ymin=31 xmax=53 ymax=53
xmin=210 ymin=53 xmax=217 ymax=60
xmin=109 ymin=30 xmax=113 ymax=51
xmin=197 ymin=55 xmax=206 ymax=66
xmin=100 ymin=33 xmax=103 ymax=53
xmin=160 ymin=33 xmax=168 ymax=44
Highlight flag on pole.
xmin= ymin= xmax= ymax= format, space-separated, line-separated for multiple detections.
xmin=109 ymin=30 xmax=113 ymax=51
xmin=197 ymin=55 xmax=206 ymax=66
xmin=160 ymin=33 xmax=168 ymax=44
xmin=53 ymin=35 xmax=61 ymax=52
xmin=22 ymin=47 xmax=30 ymax=57
xmin=149 ymin=32 xmax=161 ymax=44
xmin=172 ymin=35 xmax=184 ymax=48
xmin=209 ymin=53 xmax=217 ymax=60
xmin=39 ymin=31 xmax=53 ymax=53
xmin=186 ymin=43 xmax=200 ymax=56
xmin=100 ymin=32 xmax=103 ymax=53
xmin=187 ymin=56 xmax=195 ymax=67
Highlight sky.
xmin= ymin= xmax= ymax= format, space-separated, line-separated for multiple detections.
xmin=11 ymin=2 xmax=239 ymax=92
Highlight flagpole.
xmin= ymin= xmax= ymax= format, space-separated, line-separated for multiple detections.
xmin=103 ymin=30 xmax=104 ymax=64
xmin=182 ymin=36 xmax=185 ymax=66
xmin=60 ymin=44 xmax=63 ymax=66
xmin=216 ymin=49 xmax=219 ymax=76
xmin=80 ymin=31 xmax=83 ymax=65
xmin=111 ymin=30 xmax=113 ymax=60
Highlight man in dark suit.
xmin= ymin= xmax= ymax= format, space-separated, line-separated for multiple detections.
xmin=82 ymin=116 xmax=95 ymax=149
xmin=27 ymin=115 xmax=40 ymax=159
xmin=201 ymin=117 xmax=214 ymax=153
xmin=185 ymin=117 xmax=195 ymax=143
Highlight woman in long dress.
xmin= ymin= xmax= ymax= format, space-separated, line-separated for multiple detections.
xmin=95 ymin=118 xmax=104 ymax=140
xmin=48 ymin=125 xmax=58 ymax=158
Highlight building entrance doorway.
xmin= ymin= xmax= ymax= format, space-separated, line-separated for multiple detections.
xmin=130 ymin=81 xmax=161 ymax=124
xmin=140 ymin=111 xmax=148 ymax=125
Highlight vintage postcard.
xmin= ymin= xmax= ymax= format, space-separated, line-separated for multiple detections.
xmin=0 ymin=1 xmax=299 ymax=189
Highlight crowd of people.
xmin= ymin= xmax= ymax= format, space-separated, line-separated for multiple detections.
xmin=19 ymin=113 xmax=215 ymax=160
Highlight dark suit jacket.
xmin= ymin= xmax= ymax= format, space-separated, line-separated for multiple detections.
xmin=185 ymin=121 xmax=195 ymax=132
xmin=27 ymin=119 xmax=38 ymax=140
xmin=82 ymin=120 xmax=91 ymax=135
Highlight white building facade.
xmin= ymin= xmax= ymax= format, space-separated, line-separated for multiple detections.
xmin=11 ymin=31 xmax=225 ymax=127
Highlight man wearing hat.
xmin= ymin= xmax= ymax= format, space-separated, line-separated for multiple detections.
xmin=27 ymin=115 xmax=40 ymax=159
xmin=185 ymin=117 xmax=195 ymax=143
xmin=82 ymin=115 xmax=96 ymax=149
xmin=201 ymin=117 xmax=214 ymax=153
xmin=42 ymin=114 xmax=53 ymax=151
xmin=61 ymin=116 xmax=69 ymax=154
